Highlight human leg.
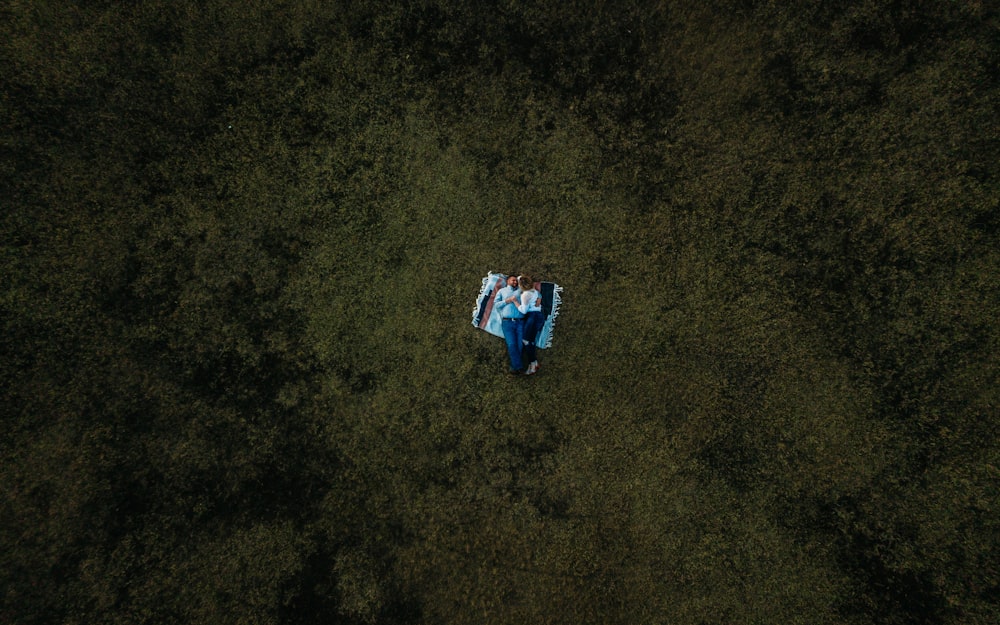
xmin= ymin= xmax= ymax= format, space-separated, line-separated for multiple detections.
xmin=502 ymin=318 xmax=524 ymax=372
xmin=522 ymin=311 xmax=543 ymax=373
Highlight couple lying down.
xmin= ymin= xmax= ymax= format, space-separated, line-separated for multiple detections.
xmin=472 ymin=271 xmax=562 ymax=375
xmin=494 ymin=274 xmax=544 ymax=375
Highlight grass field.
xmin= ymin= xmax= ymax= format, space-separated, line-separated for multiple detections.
xmin=3 ymin=1 xmax=998 ymax=623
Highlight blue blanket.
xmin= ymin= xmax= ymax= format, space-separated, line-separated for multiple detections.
xmin=472 ymin=273 xmax=562 ymax=348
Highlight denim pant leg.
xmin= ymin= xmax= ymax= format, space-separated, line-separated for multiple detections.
xmin=502 ymin=318 xmax=525 ymax=371
xmin=522 ymin=311 xmax=543 ymax=364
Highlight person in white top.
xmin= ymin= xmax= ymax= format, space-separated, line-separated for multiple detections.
xmin=517 ymin=274 xmax=544 ymax=375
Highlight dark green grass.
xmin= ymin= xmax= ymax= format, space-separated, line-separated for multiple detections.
xmin=2 ymin=1 xmax=998 ymax=624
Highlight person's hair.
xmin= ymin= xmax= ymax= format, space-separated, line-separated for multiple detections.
xmin=518 ymin=274 xmax=535 ymax=291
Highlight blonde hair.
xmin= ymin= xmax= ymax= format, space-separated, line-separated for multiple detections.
xmin=518 ymin=275 xmax=536 ymax=291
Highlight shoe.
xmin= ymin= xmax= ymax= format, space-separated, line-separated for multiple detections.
xmin=525 ymin=362 xmax=538 ymax=375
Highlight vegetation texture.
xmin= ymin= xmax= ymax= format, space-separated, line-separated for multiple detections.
xmin=3 ymin=1 xmax=998 ymax=624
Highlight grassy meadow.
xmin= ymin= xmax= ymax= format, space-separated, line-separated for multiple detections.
xmin=3 ymin=1 xmax=998 ymax=623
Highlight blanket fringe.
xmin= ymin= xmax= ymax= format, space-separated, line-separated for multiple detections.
xmin=472 ymin=272 xmax=498 ymax=326
xmin=541 ymin=284 xmax=563 ymax=348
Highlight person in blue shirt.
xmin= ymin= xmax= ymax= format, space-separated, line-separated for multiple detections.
xmin=494 ymin=273 xmax=525 ymax=374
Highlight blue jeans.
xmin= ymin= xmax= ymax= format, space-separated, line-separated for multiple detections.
xmin=501 ymin=317 xmax=525 ymax=372
xmin=522 ymin=311 xmax=544 ymax=364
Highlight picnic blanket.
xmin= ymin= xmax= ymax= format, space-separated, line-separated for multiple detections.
xmin=472 ymin=272 xmax=562 ymax=348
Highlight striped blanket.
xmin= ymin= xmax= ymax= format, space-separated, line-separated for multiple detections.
xmin=472 ymin=273 xmax=562 ymax=348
